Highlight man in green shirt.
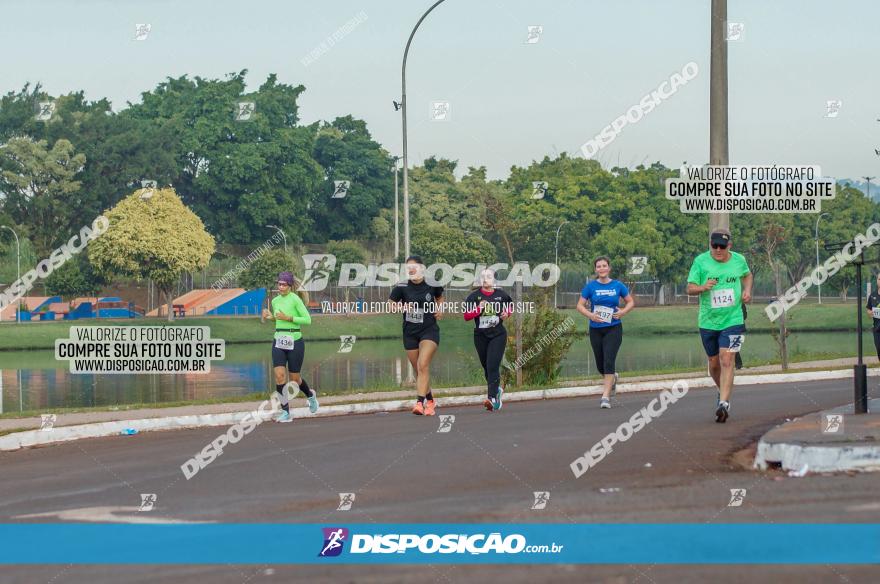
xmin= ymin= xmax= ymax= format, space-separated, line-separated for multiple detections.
xmin=686 ymin=229 xmax=753 ymax=423
xmin=262 ymin=271 xmax=318 ymax=423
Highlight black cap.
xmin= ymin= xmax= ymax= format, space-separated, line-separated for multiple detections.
xmin=710 ymin=229 xmax=731 ymax=247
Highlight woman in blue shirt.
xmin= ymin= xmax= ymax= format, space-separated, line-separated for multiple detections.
xmin=576 ymin=256 xmax=635 ymax=409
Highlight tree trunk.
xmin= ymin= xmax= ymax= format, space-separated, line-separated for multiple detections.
xmin=773 ymin=263 xmax=788 ymax=370
xmin=165 ymin=289 xmax=174 ymax=322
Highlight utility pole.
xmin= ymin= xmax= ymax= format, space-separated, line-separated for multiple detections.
xmin=709 ymin=0 xmax=729 ymax=235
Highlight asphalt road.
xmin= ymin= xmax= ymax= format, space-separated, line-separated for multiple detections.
xmin=2 ymin=378 xmax=879 ymax=583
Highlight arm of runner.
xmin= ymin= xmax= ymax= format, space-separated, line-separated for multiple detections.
xmin=614 ymin=294 xmax=635 ymax=319
xmin=500 ymin=294 xmax=514 ymax=321
xmin=290 ymin=294 xmax=312 ymax=326
xmin=463 ymin=294 xmax=481 ymax=321
xmin=741 ymin=272 xmax=753 ymax=303
xmin=434 ymin=293 xmax=444 ymax=320
xmin=686 ymin=259 xmax=711 ymax=295
xmin=576 ymin=296 xmax=603 ymax=323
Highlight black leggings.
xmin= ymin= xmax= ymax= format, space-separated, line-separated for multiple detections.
xmin=474 ymin=331 xmax=507 ymax=398
xmin=589 ymin=325 xmax=623 ymax=375
xmin=874 ymin=331 xmax=880 ymax=361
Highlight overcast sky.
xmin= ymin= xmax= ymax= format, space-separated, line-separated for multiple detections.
xmin=2 ymin=0 xmax=878 ymax=181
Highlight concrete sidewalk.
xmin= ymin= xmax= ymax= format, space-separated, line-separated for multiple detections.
xmin=1 ymin=361 xmax=877 ymax=452
xmin=754 ymin=398 xmax=880 ymax=474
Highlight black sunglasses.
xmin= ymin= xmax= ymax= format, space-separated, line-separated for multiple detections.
xmin=711 ymin=243 xmax=729 ymax=250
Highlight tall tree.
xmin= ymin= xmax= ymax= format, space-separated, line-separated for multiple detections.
xmin=89 ymin=187 xmax=215 ymax=321
xmin=0 ymin=137 xmax=86 ymax=256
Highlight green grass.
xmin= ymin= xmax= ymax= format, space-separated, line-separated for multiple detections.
xmin=0 ymin=303 xmax=868 ymax=351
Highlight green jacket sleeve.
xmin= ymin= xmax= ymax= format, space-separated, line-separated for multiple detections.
xmin=291 ymin=294 xmax=312 ymax=326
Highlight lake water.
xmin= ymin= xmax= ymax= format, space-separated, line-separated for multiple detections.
xmin=0 ymin=330 xmax=873 ymax=412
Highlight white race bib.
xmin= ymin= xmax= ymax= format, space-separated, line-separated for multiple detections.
xmin=274 ymin=335 xmax=295 ymax=350
xmin=405 ymin=308 xmax=424 ymax=324
xmin=710 ymin=288 xmax=735 ymax=309
xmin=873 ymin=307 xmax=880 ymax=320
xmin=479 ymin=315 xmax=500 ymax=329
xmin=594 ymin=305 xmax=614 ymax=323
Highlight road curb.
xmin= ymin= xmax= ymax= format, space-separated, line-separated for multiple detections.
xmin=0 ymin=368 xmax=860 ymax=452
xmin=754 ymin=439 xmax=880 ymax=473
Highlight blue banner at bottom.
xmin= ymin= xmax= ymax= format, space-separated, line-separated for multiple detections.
xmin=1 ymin=524 xmax=878 ymax=564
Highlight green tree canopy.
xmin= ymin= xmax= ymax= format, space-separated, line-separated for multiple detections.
xmin=89 ymin=187 xmax=215 ymax=320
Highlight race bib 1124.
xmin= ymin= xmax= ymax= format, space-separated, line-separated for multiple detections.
xmin=710 ymin=288 xmax=735 ymax=309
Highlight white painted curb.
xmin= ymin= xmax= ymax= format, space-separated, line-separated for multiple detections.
xmin=754 ymin=439 xmax=880 ymax=473
xmin=0 ymin=368 xmax=859 ymax=452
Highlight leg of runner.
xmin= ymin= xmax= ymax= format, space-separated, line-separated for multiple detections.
xmin=474 ymin=333 xmax=493 ymax=410
xmin=601 ymin=325 xmax=623 ymax=400
xmin=589 ymin=328 xmax=613 ymax=408
xmin=286 ymin=338 xmax=318 ymax=414
xmin=405 ymin=348 xmax=424 ymax=415
xmin=418 ymin=340 xmax=439 ymax=416
xmin=485 ymin=331 xmax=507 ymax=411
xmin=272 ymin=361 xmax=292 ymax=423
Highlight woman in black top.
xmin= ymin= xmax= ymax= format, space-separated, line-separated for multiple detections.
xmin=866 ymin=273 xmax=880 ymax=360
xmin=464 ymin=269 xmax=513 ymax=411
xmin=389 ymin=255 xmax=444 ymax=416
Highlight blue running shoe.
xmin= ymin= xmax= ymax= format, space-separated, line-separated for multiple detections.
xmin=493 ymin=387 xmax=504 ymax=411
xmin=307 ymin=393 xmax=319 ymax=414
xmin=274 ymin=410 xmax=292 ymax=423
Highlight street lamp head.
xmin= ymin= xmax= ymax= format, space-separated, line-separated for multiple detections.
xmin=393 ymin=100 xmax=402 ymax=111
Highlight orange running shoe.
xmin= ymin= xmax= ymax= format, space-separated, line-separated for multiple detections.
xmin=424 ymin=399 xmax=436 ymax=416
xmin=412 ymin=401 xmax=425 ymax=415
xmin=483 ymin=398 xmax=493 ymax=411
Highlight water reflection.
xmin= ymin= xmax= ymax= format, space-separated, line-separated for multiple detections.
xmin=0 ymin=331 xmax=869 ymax=412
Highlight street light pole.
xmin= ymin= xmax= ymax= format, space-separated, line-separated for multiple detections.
xmin=709 ymin=0 xmax=729 ymax=236
xmin=1 ymin=226 xmax=21 ymax=323
xmin=554 ymin=220 xmax=568 ymax=308
xmin=814 ymin=212 xmax=829 ymax=303
xmin=393 ymin=156 xmax=400 ymax=260
xmin=401 ymin=0 xmax=447 ymax=260
xmin=265 ymin=224 xmax=287 ymax=253
xmin=864 ymin=176 xmax=876 ymax=200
